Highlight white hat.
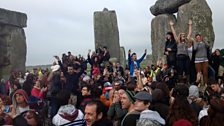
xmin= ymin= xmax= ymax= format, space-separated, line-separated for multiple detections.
xmin=83 ymin=75 xmax=91 ymax=82
xmin=51 ymin=65 xmax=60 ymax=72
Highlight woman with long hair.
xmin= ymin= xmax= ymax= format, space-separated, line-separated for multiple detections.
xmin=169 ymin=19 xmax=192 ymax=82
xmin=167 ymin=84 xmax=198 ymax=126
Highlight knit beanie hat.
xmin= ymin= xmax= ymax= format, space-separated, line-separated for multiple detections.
xmin=125 ymin=90 xmax=136 ymax=103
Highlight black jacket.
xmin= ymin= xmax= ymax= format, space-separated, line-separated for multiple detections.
xmin=92 ymin=118 xmax=113 ymax=126
xmin=58 ymin=61 xmax=84 ymax=95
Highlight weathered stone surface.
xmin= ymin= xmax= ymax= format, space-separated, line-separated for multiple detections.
xmin=94 ymin=8 xmax=120 ymax=62
xmin=150 ymin=0 xmax=191 ymax=16
xmin=0 ymin=8 xmax=27 ymax=80
xmin=109 ymin=58 xmax=118 ymax=64
xmin=176 ymin=0 xmax=215 ymax=47
xmin=151 ymin=14 xmax=176 ymax=64
xmin=0 ymin=8 xmax=27 ymax=28
xmin=146 ymin=54 xmax=153 ymax=66
xmin=120 ymin=47 xmax=126 ymax=68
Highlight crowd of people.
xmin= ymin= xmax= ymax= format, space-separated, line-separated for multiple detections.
xmin=0 ymin=21 xmax=224 ymax=126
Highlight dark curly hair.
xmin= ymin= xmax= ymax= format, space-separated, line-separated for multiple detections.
xmin=167 ymin=84 xmax=198 ymax=126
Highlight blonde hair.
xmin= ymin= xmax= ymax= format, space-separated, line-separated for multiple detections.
xmin=188 ymin=37 xmax=195 ymax=47
xmin=177 ymin=32 xmax=186 ymax=43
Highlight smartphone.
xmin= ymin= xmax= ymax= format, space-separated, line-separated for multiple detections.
xmin=4 ymin=105 xmax=10 ymax=113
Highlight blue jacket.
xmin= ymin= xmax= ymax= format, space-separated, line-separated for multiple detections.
xmin=128 ymin=53 xmax=146 ymax=77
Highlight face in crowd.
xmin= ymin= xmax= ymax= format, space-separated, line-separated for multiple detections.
xmin=81 ymin=86 xmax=91 ymax=96
xmin=134 ymin=99 xmax=150 ymax=112
xmin=120 ymin=93 xmax=132 ymax=109
xmin=166 ymin=34 xmax=172 ymax=40
xmin=15 ymin=93 xmax=26 ymax=104
xmin=211 ymin=83 xmax=220 ymax=93
xmin=84 ymin=104 xmax=102 ymax=126
xmin=67 ymin=66 xmax=74 ymax=75
xmin=23 ymin=111 xmax=39 ymax=126
xmin=132 ymin=54 xmax=137 ymax=61
xmin=195 ymin=34 xmax=203 ymax=42
xmin=118 ymin=89 xmax=125 ymax=98
xmin=114 ymin=82 xmax=120 ymax=91
xmin=180 ymin=33 xmax=186 ymax=42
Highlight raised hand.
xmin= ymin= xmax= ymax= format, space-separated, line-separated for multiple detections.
xmin=188 ymin=19 xmax=193 ymax=25
xmin=54 ymin=55 xmax=60 ymax=61
xmin=88 ymin=49 xmax=91 ymax=54
xmin=169 ymin=21 xmax=174 ymax=26
xmin=145 ymin=49 xmax=147 ymax=54
xmin=128 ymin=49 xmax=131 ymax=54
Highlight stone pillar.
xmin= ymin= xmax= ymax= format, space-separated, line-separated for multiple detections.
xmin=94 ymin=8 xmax=120 ymax=62
xmin=120 ymin=46 xmax=126 ymax=68
xmin=0 ymin=8 xmax=27 ymax=80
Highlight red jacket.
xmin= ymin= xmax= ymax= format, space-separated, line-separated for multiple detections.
xmin=31 ymin=87 xmax=44 ymax=99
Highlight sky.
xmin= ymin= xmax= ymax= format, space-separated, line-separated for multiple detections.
xmin=0 ymin=0 xmax=223 ymax=66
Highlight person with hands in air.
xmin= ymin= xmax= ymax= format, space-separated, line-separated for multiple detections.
xmin=54 ymin=55 xmax=84 ymax=107
xmin=128 ymin=49 xmax=147 ymax=78
xmin=169 ymin=19 xmax=192 ymax=82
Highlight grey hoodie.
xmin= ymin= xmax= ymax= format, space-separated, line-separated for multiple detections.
xmin=188 ymin=85 xmax=199 ymax=104
xmin=137 ymin=110 xmax=165 ymax=126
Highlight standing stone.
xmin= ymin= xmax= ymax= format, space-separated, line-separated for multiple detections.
xmin=150 ymin=0 xmax=191 ymax=16
xmin=146 ymin=54 xmax=153 ymax=66
xmin=151 ymin=14 xmax=176 ymax=64
xmin=120 ymin=47 xmax=126 ymax=68
xmin=0 ymin=8 xmax=27 ymax=80
xmin=94 ymin=8 xmax=120 ymax=62
xmin=176 ymin=0 xmax=215 ymax=47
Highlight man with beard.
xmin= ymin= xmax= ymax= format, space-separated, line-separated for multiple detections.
xmin=55 ymin=56 xmax=84 ymax=107
xmin=107 ymin=88 xmax=127 ymax=126
xmin=120 ymin=90 xmax=139 ymax=126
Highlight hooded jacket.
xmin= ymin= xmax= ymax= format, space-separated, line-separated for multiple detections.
xmin=52 ymin=104 xmax=85 ymax=126
xmin=12 ymin=89 xmax=30 ymax=116
xmin=137 ymin=110 xmax=165 ymax=126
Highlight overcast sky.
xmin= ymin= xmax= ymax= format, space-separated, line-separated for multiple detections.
xmin=1 ymin=0 xmax=223 ymax=66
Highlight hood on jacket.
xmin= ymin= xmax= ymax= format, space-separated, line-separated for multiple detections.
xmin=58 ymin=104 xmax=79 ymax=121
xmin=52 ymin=104 xmax=85 ymax=126
xmin=139 ymin=110 xmax=165 ymax=125
xmin=12 ymin=89 xmax=29 ymax=108
xmin=189 ymin=85 xmax=199 ymax=98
